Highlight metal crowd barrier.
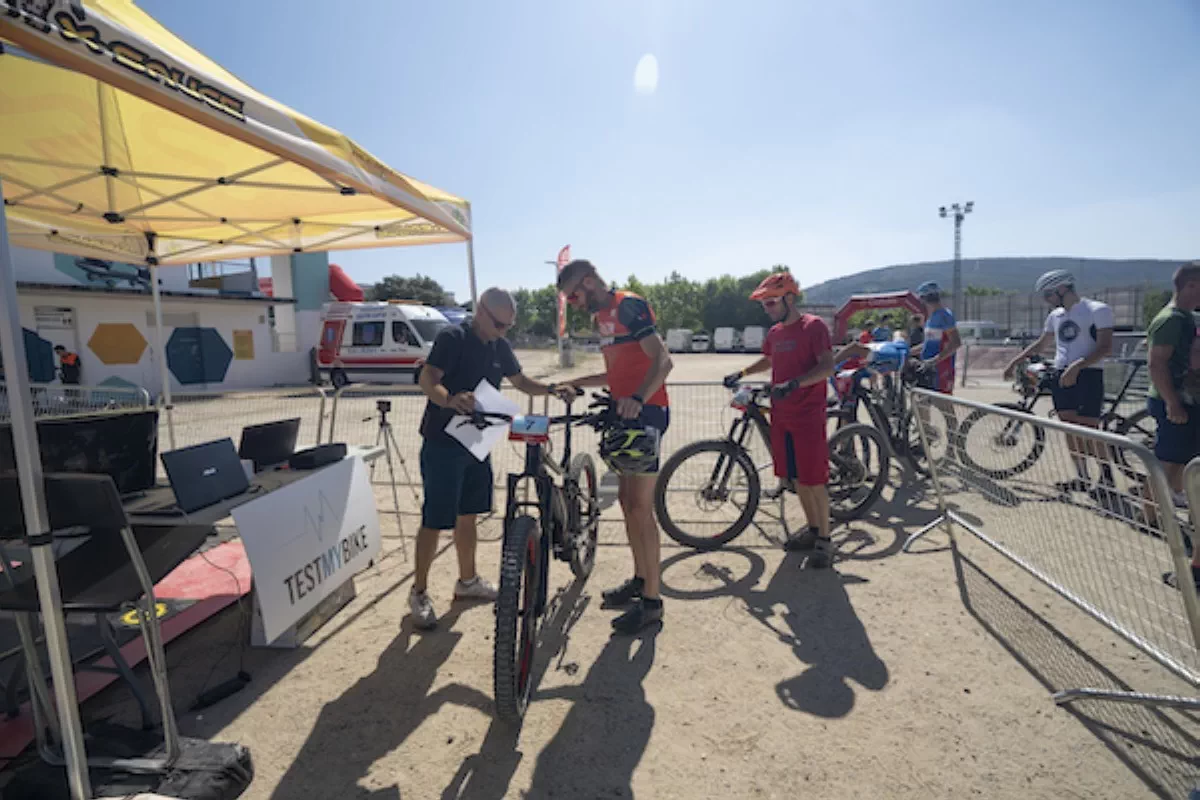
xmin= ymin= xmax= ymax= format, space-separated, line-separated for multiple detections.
xmin=323 ymin=381 xmax=737 ymax=488
xmin=908 ymin=388 xmax=1200 ymax=710
xmin=0 ymin=381 xmax=150 ymax=422
xmin=158 ymin=385 xmax=328 ymax=453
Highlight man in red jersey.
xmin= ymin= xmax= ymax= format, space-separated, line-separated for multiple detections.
xmin=724 ymin=272 xmax=836 ymax=567
xmin=559 ymin=259 xmax=674 ymax=634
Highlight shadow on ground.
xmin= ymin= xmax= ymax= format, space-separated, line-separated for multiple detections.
xmin=660 ymin=547 xmax=888 ymax=719
xmin=953 ymin=545 xmax=1200 ymax=799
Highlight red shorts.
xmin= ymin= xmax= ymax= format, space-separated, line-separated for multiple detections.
xmin=770 ymin=414 xmax=829 ymax=486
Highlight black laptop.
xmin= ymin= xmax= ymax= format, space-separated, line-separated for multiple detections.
xmin=160 ymin=438 xmax=250 ymax=513
xmin=238 ymin=417 xmax=301 ymax=471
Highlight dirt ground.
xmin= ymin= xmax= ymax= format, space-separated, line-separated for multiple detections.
xmin=76 ymin=352 xmax=1198 ymax=799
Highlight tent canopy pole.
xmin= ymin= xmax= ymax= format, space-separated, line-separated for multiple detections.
xmin=0 ymin=178 xmax=93 ymax=799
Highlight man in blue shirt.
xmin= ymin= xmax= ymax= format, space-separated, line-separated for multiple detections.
xmin=915 ymin=281 xmax=961 ymax=394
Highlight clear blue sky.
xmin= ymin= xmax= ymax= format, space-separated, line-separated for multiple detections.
xmin=141 ymin=0 xmax=1200 ymax=302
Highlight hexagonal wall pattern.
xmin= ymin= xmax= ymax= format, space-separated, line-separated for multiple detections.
xmin=167 ymin=327 xmax=233 ymax=385
xmin=88 ymin=323 xmax=148 ymax=365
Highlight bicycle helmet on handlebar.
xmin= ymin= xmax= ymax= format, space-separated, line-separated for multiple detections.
xmin=600 ymin=421 xmax=661 ymax=475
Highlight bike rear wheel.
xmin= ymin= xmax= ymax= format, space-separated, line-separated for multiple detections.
xmin=957 ymin=401 xmax=1045 ymax=479
xmin=654 ymin=440 xmax=761 ymax=550
xmin=828 ymin=423 xmax=889 ymax=521
xmin=566 ymin=453 xmax=600 ymax=579
xmin=494 ymin=514 xmax=543 ymax=723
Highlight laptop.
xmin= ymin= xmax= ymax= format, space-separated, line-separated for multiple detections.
xmin=160 ymin=438 xmax=251 ymax=513
xmin=238 ymin=417 xmax=301 ymax=471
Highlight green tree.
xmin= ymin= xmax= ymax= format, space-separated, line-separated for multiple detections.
xmin=372 ymin=274 xmax=453 ymax=305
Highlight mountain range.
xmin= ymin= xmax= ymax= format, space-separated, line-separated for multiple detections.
xmin=802 ymin=257 xmax=1185 ymax=306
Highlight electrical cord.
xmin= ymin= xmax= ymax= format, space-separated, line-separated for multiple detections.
xmin=189 ymin=548 xmax=251 ymax=710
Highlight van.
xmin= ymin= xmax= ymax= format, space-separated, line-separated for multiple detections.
xmin=318 ymin=301 xmax=452 ymax=388
xmin=714 ymin=327 xmax=742 ymax=352
xmin=666 ymin=329 xmax=693 ymax=353
xmin=742 ymin=326 xmax=765 ymax=353
xmin=691 ymin=332 xmax=711 ymax=353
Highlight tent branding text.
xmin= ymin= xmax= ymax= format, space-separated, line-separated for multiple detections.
xmin=6 ymin=0 xmax=246 ymax=121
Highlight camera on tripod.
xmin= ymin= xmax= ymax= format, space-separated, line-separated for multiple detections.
xmin=376 ymin=399 xmax=392 ymax=414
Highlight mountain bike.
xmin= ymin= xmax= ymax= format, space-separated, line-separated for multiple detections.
xmin=829 ymin=361 xmax=951 ymax=477
xmin=653 ymin=383 xmax=889 ymax=551
xmin=457 ymin=393 xmax=612 ymax=723
xmin=956 ymin=357 xmax=1155 ymax=479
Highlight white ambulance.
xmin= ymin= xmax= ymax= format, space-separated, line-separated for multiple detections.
xmin=318 ymin=301 xmax=452 ymax=388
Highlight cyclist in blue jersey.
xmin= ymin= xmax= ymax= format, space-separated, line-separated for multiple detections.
xmin=915 ymin=281 xmax=961 ymax=394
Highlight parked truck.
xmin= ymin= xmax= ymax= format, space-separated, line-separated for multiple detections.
xmin=742 ymin=325 xmax=765 ymax=353
xmin=666 ymin=329 xmax=693 ymax=353
xmin=714 ymin=327 xmax=742 ymax=352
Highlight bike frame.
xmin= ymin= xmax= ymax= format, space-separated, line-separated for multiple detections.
xmin=501 ymin=403 xmax=588 ymax=617
xmin=1011 ymin=358 xmax=1146 ymax=428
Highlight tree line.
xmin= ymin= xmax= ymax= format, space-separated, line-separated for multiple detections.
xmin=370 ymin=266 xmax=798 ymax=338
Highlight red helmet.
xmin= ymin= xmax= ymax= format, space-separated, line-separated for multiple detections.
xmin=749 ymin=272 xmax=800 ymax=300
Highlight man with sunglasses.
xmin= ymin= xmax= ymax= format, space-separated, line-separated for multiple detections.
xmin=722 ymin=272 xmax=836 ymax=567
xmin=1004 ymin=270 xmax=1114 ymax=493
xmin=411 ymin=287 xmax=573 ymax=630
xmin=557 ymin=259 xmax=674 ymax=634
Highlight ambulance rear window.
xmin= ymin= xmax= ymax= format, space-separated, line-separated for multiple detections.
xmin=352 ymin=321 xmax=385 ymax=347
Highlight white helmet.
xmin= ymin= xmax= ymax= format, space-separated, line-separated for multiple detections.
xmin=1034 ymin=269 xmax=1075 ymax=294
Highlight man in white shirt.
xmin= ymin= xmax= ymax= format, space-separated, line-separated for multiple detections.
xmin=1005 ymin=270 xmax=1114 ymax=492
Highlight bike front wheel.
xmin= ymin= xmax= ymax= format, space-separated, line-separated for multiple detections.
xmin=956 ymin=401 xmax=1044 ymax=479
xmin=654 ymin=440 xmax=761 ymax=550
xmin=828 ymin=423 xmax=890 ymax=521
xmin=566 ymin=453 xmax=600 ymax=579
xmin=494 ymin=514 xmax=543 ymax=723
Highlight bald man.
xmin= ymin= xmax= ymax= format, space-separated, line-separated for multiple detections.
xmin=411 ymin=287 xmax=573 ymax=630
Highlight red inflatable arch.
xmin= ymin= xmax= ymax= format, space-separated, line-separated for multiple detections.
xmin=833 ymin=291 xmax=925 ymax=341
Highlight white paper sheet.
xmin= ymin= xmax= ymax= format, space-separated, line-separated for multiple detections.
xmin=446 ymin=378 xmax=522 ymax=461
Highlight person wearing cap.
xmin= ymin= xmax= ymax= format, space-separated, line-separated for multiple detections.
xmin=1004 ymin=270 xmax=1114 ymax=495
xmin=722 ymin=272 xmax=835 ymax=567
xmin=914 ymin=281 xmax=961 ymax=394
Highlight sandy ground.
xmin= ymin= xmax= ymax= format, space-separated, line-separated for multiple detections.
xmin=71 ymin=352 xmax=1198 ymax=799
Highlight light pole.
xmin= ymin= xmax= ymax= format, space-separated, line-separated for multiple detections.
xmin=938 ymin=201 xmax=974 ymax=313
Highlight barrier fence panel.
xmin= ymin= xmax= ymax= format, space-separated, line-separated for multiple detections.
xmin=0 ymin=381 xmax=150 ymax=422
xmin=908 ymin=388 xmax=1200 ymax=709
xmin=325 ymin=381 xmax=742 ymax=488
xmin=162 ymin=386 xmax=328 ymax=452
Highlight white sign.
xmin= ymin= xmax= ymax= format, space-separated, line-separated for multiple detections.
xmin=34 ymin=306 xmax=75 ymax=330
xmin=232 ymin=456 xmax=380 ymax=644
xmin=446 ymin=378 xmax=521 ymax=461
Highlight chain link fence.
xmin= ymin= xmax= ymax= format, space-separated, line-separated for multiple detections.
xmin=910 ymin=389 xmax=1199 ymax=709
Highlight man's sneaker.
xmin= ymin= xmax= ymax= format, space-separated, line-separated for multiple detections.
xmin=1162 ymin=565 xmax=1200 ymax=593
xmin=805 ymin=537 xmax=835 ymax=569
xmin=611 ymin=598 xmax=663 ymax=635
xmin=1054 ymin=478 xmax=1091 ymax=494
xmin=784 ymin=527 xmax=820 ymax=552
xmin=602 ymin=576 xmax=644 ymax=609
xmin=409 ymin=590 xmax=438 ymax=630
xmin=454 ymin=576 xmax=499 ymax=602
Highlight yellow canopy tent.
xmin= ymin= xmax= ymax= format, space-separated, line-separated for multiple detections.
xmin=1 ymin=2 xmax=474 ymax=796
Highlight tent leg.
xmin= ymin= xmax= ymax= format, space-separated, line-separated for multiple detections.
xmin=465 ymin=202 xmax=478 ymax=310
xmin=0 ymin=180 xmax=93 ymax=798
xmin=150 ymin=266 xmax=175 ymax=450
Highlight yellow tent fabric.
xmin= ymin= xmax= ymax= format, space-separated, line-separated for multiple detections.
xmin=0 ymin=0 xmax=470 ymax=266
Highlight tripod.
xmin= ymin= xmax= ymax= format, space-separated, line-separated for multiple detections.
xmin=366 ymin=399 xmax=422 ymax=560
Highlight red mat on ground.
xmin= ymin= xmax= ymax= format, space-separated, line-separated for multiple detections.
xmin=0 ymin=540 xmax=252 ymax=764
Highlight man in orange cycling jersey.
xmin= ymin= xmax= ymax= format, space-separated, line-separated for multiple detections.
xmin=559 ymin=260 xmax=674 ymax=634
xmin=723 ymin=272 xmax=835 ymax=568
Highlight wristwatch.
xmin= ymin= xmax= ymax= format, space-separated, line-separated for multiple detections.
xmin=631 ymin=393 xmax=645 ymax=406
